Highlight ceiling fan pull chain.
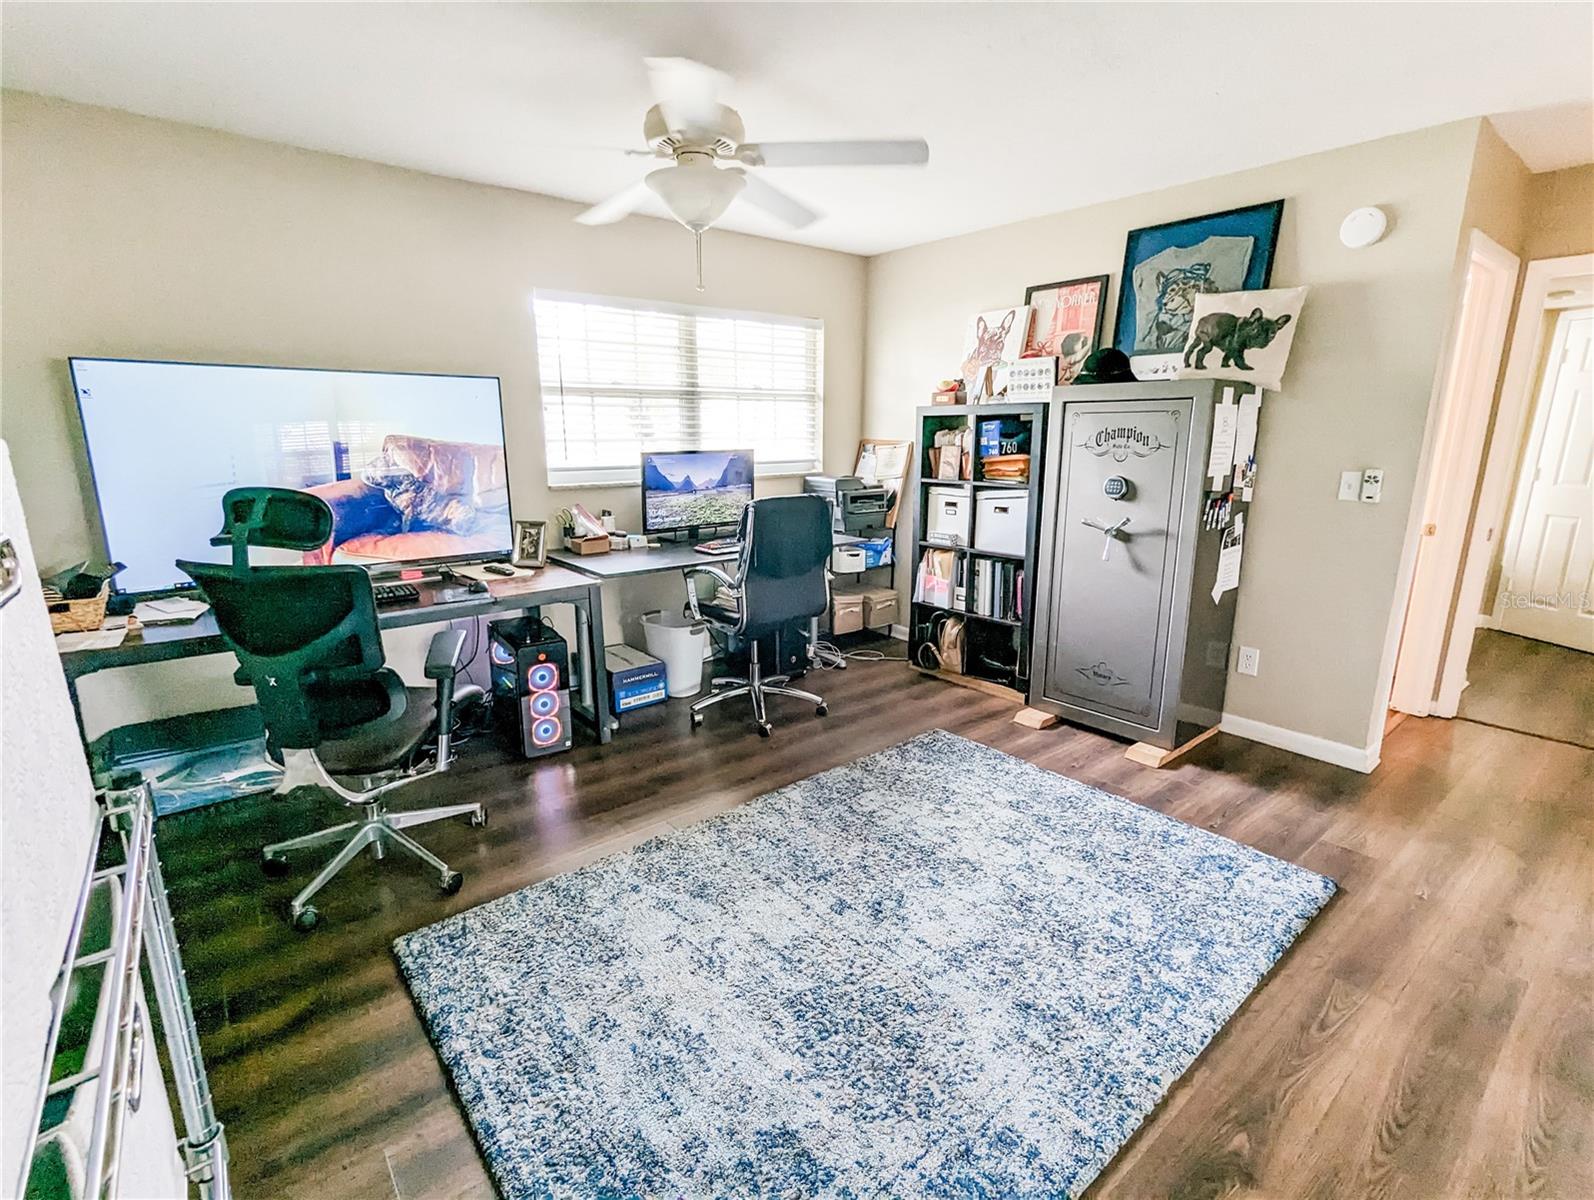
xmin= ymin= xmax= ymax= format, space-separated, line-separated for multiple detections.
xmin=694 ymin=228 xmax=705 ymax=292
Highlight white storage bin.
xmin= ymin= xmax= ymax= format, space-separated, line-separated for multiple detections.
xmin=831 ymin=543 xmax=866 ymax=573
xmin=974 ymin=492 xmax=1029 ymax=556
xmin=926 ymin=487 xmax=971 ymax=546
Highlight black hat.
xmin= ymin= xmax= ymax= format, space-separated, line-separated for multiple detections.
xmin=1073 ymin=348 xmax=1137 ymax=385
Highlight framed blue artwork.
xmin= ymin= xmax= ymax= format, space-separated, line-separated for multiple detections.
xmin=1114 ymin=199 xmax=1285 ymax=375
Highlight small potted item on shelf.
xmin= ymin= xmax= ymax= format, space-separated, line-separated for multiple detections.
xmin=931 ymin=379 xmax=966 ymax=406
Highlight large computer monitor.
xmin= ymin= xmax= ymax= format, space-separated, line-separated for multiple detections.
xmin=69 ymin=357 xmax=512 ymax=596
xmin=641 ymin=450 xmax=754 ymax=536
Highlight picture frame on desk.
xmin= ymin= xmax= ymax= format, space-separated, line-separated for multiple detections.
xmin=512 ymin=519 xmax=547 ymax=568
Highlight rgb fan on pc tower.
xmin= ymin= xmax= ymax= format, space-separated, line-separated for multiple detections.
xmin=486 ymin=616 xmax=573 ymax=758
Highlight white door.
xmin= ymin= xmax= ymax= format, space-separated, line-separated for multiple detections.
xmin=1495 ymin=307 xmax=1594 ymax=651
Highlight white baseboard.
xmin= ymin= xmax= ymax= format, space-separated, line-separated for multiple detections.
xmin=888 ymin=623 xmax=909 ymax=641
xmin=1219 ymin=713 xmax=1380 ymax=774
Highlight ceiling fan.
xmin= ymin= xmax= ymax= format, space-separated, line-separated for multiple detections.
xmin=575 ymin=56 xmax=929 ymax=287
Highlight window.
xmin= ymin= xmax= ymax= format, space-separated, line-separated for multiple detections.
xmin=533 ymin=291 xmax=824 ymax=487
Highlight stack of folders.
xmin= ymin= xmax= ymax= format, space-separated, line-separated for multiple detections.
xmin=970 ymin=558 xmax=1024 ymax=623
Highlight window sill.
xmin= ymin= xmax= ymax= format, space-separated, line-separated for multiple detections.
xmin=546 ymin=468 xmax=818 ymax=492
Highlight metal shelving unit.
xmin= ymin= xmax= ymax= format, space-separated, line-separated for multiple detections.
xmin=18 ymin=777 xmax=230 ymax=1200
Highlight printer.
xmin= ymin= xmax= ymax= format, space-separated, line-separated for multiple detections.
xmin=803 ymin=474 xmax=891 ymax=537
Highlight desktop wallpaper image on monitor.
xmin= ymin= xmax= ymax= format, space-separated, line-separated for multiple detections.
xmin=641 ymin=450 xmax=754 ymax=534
xmin=70 ymin=358 xmax=512 ymax=594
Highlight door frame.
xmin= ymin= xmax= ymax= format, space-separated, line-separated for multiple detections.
xmin=1479 ymin=256 xmax=1594 ymax=647
xmin=1386 ymin=230 xmax=1521 ymax=720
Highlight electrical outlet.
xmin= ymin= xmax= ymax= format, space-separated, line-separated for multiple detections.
xmin=1360 ymin=468 xmax=1385 ymax=503
xmin=1237 ymin=646 xmax=1261 ymax=676
xmin=1338 ymin=470 xmax=1362 ymax=501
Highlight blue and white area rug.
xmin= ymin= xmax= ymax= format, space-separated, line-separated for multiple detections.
xmin=395 ymin=729 xmax=1335 ymax=1198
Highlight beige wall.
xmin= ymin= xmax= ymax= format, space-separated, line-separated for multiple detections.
xmin=1523 ymin=163 xmax=1594 ymax=261
xmin=864 ymin=120 xmax=1487 ymax=754
xmin=0 ymin=92 xmax=866 ymax=733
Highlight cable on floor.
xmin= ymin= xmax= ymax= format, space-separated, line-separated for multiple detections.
xmin=813 ymin=639 xmax=910 ymax=666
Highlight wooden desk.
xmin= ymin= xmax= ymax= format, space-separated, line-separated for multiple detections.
xmin=58 ymin=564 xmax=615 ymax=744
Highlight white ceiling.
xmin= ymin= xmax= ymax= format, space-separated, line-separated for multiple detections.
xmin=3 ymin=2 xmax=1590 ymax=256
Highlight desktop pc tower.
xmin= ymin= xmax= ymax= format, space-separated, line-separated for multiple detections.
xmin=487 ymin=617 xmax=573 ymax=758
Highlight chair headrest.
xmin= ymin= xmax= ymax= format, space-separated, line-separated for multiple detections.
xmin=210 ymin=487 xmax=333 ymax=568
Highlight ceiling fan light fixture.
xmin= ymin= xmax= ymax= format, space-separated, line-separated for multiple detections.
xmin=645 ymin=156 xmax=745 ymax=233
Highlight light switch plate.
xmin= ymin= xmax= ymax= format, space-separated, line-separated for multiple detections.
xmin=1360 ymin=468 xmax=1385 ymax=503
xmin=1338 ymin=470 xmax=1362 ymax=501
xmin=1237 ymin=645 xmax=1261 ymax=676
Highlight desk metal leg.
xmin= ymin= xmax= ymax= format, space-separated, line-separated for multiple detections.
xmin=572 ymin=585 xmax=615 ymax=743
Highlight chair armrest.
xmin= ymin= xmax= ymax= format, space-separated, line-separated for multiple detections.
xmin=683 ymin=564 xmax=739 ymax=621
xmin=425 ymin=628 xmax=468 ymax=680
xmin=426 ymin=628 xmax=471 ymax=770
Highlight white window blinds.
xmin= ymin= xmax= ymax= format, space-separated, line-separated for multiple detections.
xmin=534 ymin=291 xmax=824 ymax=487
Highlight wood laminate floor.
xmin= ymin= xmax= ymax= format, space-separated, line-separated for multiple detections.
xmin=1458 ymin=627 xmax=1594 ymax=748
xmin=155 ymin=653 xmax=1594 ymax=1199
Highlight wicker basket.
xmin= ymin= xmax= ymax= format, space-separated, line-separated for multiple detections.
xmin=43 ymin=583 xmax=110 ymax=634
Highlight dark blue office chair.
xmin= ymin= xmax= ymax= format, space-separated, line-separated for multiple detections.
xmin=178 ymin=487 xmax=485 ymax=931
xmin=683 ymin=494 xmax=832 ymax=737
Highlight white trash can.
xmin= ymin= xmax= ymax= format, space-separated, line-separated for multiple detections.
xmin=641 ymin=610 xmax=710 ymax=698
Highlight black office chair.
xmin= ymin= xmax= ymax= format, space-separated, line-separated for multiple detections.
xmin=684 ymin=493 xmax=831 ymax=737
xmin=178 ymin=488 xmax=486 ymax=931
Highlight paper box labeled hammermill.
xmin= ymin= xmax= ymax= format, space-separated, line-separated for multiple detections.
xmin=606 ymin=644 xmax=667 ymax=713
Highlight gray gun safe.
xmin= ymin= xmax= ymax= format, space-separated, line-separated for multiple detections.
xmin=1028 ymin=380 xmax=1251 ymax=749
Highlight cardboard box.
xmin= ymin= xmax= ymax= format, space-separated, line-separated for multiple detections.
xmin=860 ymin=586 xmax=898 ymax=631
xmin=605 ymin=644 xmax=668 ymax=712
xmin=830 ymin=588 xmax=864 ymax=635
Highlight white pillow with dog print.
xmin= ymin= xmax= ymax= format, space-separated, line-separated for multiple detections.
xmin=1179 ymin=286 xmax=1307 ymax=391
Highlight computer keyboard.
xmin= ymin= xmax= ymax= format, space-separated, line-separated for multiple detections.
xmin=694 ymin=539 xmax=742 ymax=554
xmin=373 ymin=582 xmax=420 ymax=606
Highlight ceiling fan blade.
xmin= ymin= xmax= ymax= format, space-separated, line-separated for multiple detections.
xmin=574 ymin=180 xmax=652 ymax=226
xmin=643 ymin=56 xmax=728 ymax=134
xmin=735 ymin=171 xmax=821 ymax=229
xmin=739 ymin=139 xmax=929 ymax=168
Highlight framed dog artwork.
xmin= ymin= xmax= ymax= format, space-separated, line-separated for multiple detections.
xmin=1114 ymin=200 xmax=1284 ymax=378
xmin=960 ymin=306 xmax=1029 ymax=402
xmin=1180 ymin=286 xmax=1308 ymax=390
xmin=1022 ymin=275 xmax=1109 ymax=385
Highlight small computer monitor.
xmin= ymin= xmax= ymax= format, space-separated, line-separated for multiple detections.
xmin=641 ymin=450 xmax=754 ymax=535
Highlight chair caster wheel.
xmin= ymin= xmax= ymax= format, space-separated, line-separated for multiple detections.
xmin=757 ymin=722 xmax=773 ymax=738
xmin=468 ymin=809 xmax=487 ymax=828
xmin=261 ymin=854 xmax=290 ymax=878
xmin=440 ymin=871 xmax=464 ymax=896
xmin=815 ymin=703 xmax=828 ymax=717
xmin=690 ymin=711 xmax=704 ymax=730
xmin=290 ymin=906 xmax=319 ymax=932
